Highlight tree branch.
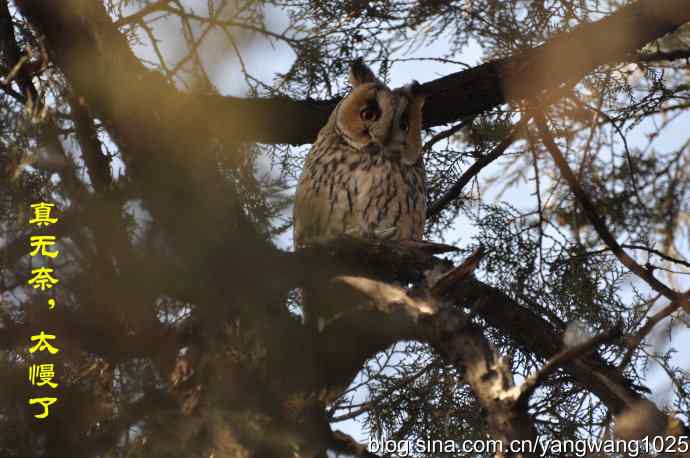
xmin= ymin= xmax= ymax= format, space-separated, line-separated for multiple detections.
xmin=447 ymin=277 xmax=638 ymax=414
xmin=518 ymin=323 xmax=623 ymax=404
xmin=315 ymin=249 xmax=538 ymax=454
xmin=284 ymin=239 xmax=688 ymax=433
xmin=427 ymin=119 xmax=527 ymax=218
xmin=17 ymin=0 xmax=690 ymax=146
xmin=114 ymin=0 xmax=174 ymax=27
xmin=298 ymin=240 xmax=690 ymax=447
xmin=637 ymin=49 xmax=690 ymax=63
xmin=432 ymin=307 xmax=538 ymax=456
xmin=67 ymin=94 xmax=113 ymax=193
xmin=534 ymin=111 xmax=681 ymax=302
xmin=204 ymin=0 xmax=690 ymax=145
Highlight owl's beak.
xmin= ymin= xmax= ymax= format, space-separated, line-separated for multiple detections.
xmin=365 ymin=141 xmax=405 ymax=162
xmin=385 ymin=148 xmax=403 ymax=160
xmin=365 ymin=142 xmax=382 ymax=155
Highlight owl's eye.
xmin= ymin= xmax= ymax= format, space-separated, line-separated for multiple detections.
xmin=360 ymin=105 xmax=380 ymax=122
xmin=399 ymin=117 xmax=409 ymax=132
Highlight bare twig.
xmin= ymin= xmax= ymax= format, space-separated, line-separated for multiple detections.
xmin=569 ymin=96 xmax=649 ymax=220
xmin=169 ymin=0 xmax=228 ymax=77
xmin=518 ymin=323 xmax=623 ymax=404
xmin=621 ymin=244 xmax=690 ymax=269
xmin=619 ymin=289 xmax=690 ymax=368
xmin=114 ymin=0 xmax=174 ymax=27
xmin=328 ymin=362 xmax=439 ymax=422
xmin=534 ymin=111 xmax=680 ymax=302
xmin=422 ymin=116 xmax=474 ymax=152
xmin=427 ymin=119 xmax=527 ymax=218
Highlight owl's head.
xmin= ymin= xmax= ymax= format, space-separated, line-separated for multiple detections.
xmin=333 ymin=60 xmax=425 ymax=166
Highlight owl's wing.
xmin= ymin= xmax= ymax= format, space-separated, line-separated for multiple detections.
xmin=293 ymin=173 xmax=330 ymax=249
xmin=293 ymin=181 xmax=308 ymax=249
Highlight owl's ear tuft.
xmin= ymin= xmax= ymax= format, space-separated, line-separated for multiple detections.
xmin=349 ymin=59 xmax=378 ymax=87
xmin=409 ymin=80 xmax=426 ymax=107
xmin=409 ymin=80 xmax=422 ymax=94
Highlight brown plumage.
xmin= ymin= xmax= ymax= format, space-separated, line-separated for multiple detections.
xmin=294 ymin=60 xmax=426 ymax=324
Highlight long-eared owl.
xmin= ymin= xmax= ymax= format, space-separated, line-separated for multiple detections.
xmin=294 ymin=60 xmax=426 ymax=250
xmin=294 ymin=60 xmax=426 ymax=324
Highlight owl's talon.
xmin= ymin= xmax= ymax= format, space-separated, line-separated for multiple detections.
xmin=373 ymin=226 xmax=397 ymax=239
xmin=343 ymin=226 xmax=362 ymax=237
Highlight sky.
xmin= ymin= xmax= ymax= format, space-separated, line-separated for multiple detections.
xmin=120 ymin=0 xmax=690 ymax=444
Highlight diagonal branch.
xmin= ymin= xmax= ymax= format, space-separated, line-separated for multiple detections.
xmin=518 ymin=323 xmax=623 ymax=404
xmin=449 ymin=277 xmax=638 ymax=414
xmin=534 ymin=111 xmax=690 ymax=384
xmin=67 ymin=95 xmax=113 ymax=193
xmin=427 ymin=119 xmax=528 ymax=218
xmin=618 ymin=297 xmax=685 ymax=369
xmin=326 ymin=253 xmax=538 ymax=455
xmin=432 ymin=307 xmax=538 ymax=456
xmin=534 ymin=111 xmax=680 ymax=302
xmin=637 ymin=49 xmax=690 ymax=63
xmin=286 ymin=239 xmax=686 ymax=425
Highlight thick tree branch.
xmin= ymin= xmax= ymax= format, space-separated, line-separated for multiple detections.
xmin=284 ymin=239 xmax=685 ymax=426
xmin=16 ymin=0 xmax=690 ymax=146
xmin=316 ymin=250 xmax=538 ymax=454
xmin=637 ymin=48 xmax=690 ymax=62
xmin=330 ymin=431 xmax=381 ymax=458
xmin=433 ymin=308 xmax=538 ymax=456
xmin=203 ymin=0 xmax=690 ymax=145
xmin=68 ymin=95 xmax=113 ymax=193
xmin=448 ymin=278 xmax=636 ymax=413
xmin=300 ymin=241 xmax=690 ymax=447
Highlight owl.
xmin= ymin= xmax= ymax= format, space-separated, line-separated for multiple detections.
xmin=294 ymin=60 xmax=426 ymax=324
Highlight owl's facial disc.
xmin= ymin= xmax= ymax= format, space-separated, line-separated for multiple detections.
xmin=337 ymin=85 xmax=395 ymax=149
xmin=364 ymin=91 xmax=420 ymax=165
xmin=336 ymin=74 xmax=424 ymax=166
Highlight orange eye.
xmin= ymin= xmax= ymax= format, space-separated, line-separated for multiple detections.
xmin=360 ymin=106 xmax=380 ymax=122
